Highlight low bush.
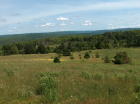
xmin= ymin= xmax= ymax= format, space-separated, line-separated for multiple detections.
xmin=70 ymin=56 xmax=74 ymax=60
xmin=53 ymin=57 xmax=61 ymax=63
xmin=36 ymin=72 xmax=58 ymax=103
xmin=113 ymin=52 xmax=131 ymax=64
xmin=84 ymin=52 xmax=90 ymax=59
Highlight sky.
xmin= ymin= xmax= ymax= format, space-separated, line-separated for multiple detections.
xmin=0 ymin=0 xmax=140 ymax=35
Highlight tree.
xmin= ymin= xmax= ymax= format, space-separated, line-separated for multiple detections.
xmin=2 ymin=44 xmax=19 ymax=55
xmin=113 ymin=52 xmax=131 ymax=64
xmin=84 ymin=52 xmax=90 ymax=59
xmin=10 ymin=45 xmax=19 ymax=55
xmin=62 ymin=49 xmax=71 ymax=56
xmin=37 ymin=44 xmax=46 ymax=54
xmin=24 ymin=43 xmax=36 ymax=54
xmin=53 ymin=57 xmax=61 ymax=63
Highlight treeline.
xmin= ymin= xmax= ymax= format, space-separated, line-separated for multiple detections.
xmin=1 ymin=30 xmax=140 ymax=56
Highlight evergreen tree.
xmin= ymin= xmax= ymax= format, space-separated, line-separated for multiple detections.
xmin=37 ymin=44 xmax=46 ymax=54
xmin=10 ymin=45 xmax=19 ymax=55
xmin=53 ymin=57 xmax=61 ymax=63
xmin=24 ymin=43 xmax=36 ymax=54
xmin=84 ymin=52 xmax=90 ymax=59
xmin=62 ymin=49 xmax=71 ymax=56
xmin=113 ymin=52 xmax=131 ymax=64
xmin=2 ymin=44 xmax=19 ymax=55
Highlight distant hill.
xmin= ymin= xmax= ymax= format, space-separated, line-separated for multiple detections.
xmin=0 ymin=28 xmax=140 ymax=45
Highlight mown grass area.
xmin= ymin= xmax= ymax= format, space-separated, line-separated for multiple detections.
xmin=0 ymin=48 xmax=140 ymax=104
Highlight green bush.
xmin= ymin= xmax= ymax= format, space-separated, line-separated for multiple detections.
xmin=62 ymin=50 xmax=71 ymax=56
xmin=113 ymin=52 xmax=131 ymax=64
xmin=36 ymin=72 xmax=58 ymax=103
xmin=70 ymin=55 xmax=74 ymax=60
xmin=84 ymin=52 xmax=90 ymax=59
xmin=53 ymin=57 xmax=61 ymax=63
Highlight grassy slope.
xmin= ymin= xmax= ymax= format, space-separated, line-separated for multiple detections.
xmin=0 ymin=48 xmax=139 ymax=104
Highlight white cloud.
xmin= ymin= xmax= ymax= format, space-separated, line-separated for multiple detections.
xmin=82 ymin=20 xmax=93 ymax=26
xmin=41 ymin=23 xmax=55 ymax=27
xmin=56 ymin=17 xmax=69 ymax=21
xmin=107 ymin=23 xmax=140 ymax=29
xmin=1 ymin=0 xmax=140 ymax=26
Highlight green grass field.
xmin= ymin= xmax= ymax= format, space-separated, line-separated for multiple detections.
xmin=0 ymin=48 xmax=140 ymax=104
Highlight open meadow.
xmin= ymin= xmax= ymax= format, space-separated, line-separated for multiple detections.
xmin=0 ymin=48 xmax=140 ymax=104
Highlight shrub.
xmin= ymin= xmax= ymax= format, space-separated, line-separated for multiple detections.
xmin=113 ymin=52 xmax=131 ymax=64
xmin=70 ymin=56 xmax=74 ymax=60
xmin=104 ymin=56 xmax=111 ymax=63
xmin=84 ymin=52 xmax=90 ymax=59
xmin=36 ymin=72 xmax=58 ymax=103
xmin=53 ymin=57 xmax=61 ymax=63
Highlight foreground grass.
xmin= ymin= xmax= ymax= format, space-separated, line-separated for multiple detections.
xmin=0 ymin=48 xmax=140 ymax=104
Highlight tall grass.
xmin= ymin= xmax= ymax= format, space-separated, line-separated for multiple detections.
xmin=0 ymin=48 xmax=139 ymax=104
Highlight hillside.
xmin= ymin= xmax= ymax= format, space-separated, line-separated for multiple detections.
xmin=0 ymin=28 xmax=140 ymax=45
xmin=0 ymin=48 xmax=139 ymax=104
xmin=1 ymin=29 xmax=140 ymax=56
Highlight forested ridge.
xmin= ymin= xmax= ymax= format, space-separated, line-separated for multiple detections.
xmin=0 ymin=28 xmax=139 ymax=45
xmin=1 ymin=30 xmax=140 ymax=55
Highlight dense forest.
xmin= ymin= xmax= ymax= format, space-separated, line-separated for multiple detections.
xmin=0 ymin=28 xmax=139 ymax=45
xmin=1 ymin=30 xmax=140 ymax=56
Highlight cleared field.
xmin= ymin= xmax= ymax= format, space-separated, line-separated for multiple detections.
xmin=0 ymin=48 xmax=140 ymax=104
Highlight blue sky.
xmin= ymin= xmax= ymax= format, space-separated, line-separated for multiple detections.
xmin=0 ymin=0 xmax=140 ymax=35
